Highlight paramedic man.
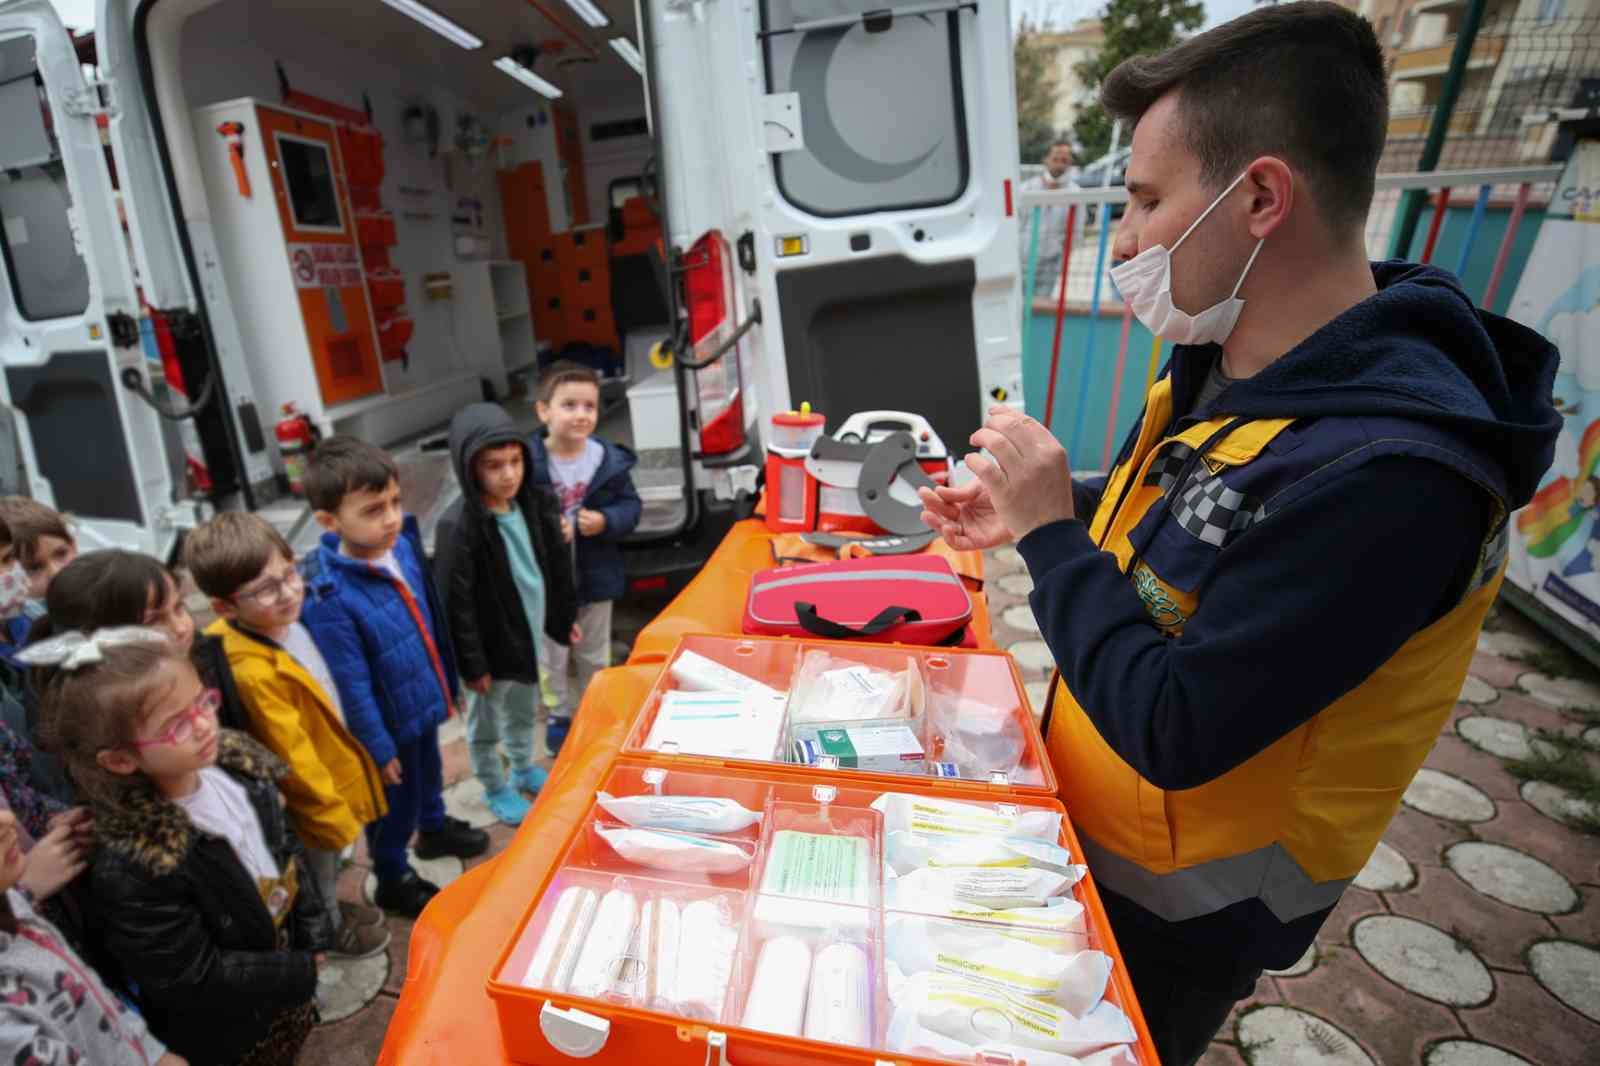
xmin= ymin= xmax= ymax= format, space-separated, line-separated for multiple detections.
xmin=920 ymin=5 xmax=1559 ymax=1063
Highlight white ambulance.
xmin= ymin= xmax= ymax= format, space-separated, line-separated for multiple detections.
xmin=0 ymin=0 xmax=1022 ymax=571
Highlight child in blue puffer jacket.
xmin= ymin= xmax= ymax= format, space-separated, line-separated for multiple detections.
xmin=299 ymin=437 xmax=489 ymax=918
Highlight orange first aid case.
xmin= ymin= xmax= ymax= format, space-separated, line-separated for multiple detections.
xmin=485 ymin=635 xmax=1162 ymax=1066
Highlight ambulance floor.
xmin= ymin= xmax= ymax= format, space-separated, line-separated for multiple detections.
xmin=294 ymin=546 xmax=1600 ymax=1066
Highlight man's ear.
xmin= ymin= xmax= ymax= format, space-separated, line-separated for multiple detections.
xmin=313 ymin=510 xmax=339 ymax=533
xmin=96 ymin=747 xmax=140 ymax=777
xmin=1244 ymin=156 xmax=1294 ymax=241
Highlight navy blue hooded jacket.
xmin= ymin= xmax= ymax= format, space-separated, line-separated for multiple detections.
xmin=1019 ymin=262 xmax=1560 ymax=967
xmin=527 ymin=434 xmax=642 ymax=604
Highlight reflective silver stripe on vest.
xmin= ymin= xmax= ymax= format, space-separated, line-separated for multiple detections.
xmin=751 ymin=569 xmax=961 ymax=592
xmin=1078 ymin=832 xmax=1352 ymax=925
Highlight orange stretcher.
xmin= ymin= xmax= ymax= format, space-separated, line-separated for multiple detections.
xmin=378 ymin=520 xmax=1159 ymax=1066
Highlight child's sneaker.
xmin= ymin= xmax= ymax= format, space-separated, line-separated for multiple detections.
xmin=546 ymin=716 xmax=571 ymax=755
xmin=414 ymin=815 xmax=490 ymax=860
xmin=484 ymin=786 xmax=531 ymax=826
xmin=332 ymin=919 xmax=392 ymax=959
xmin=373 ymin=869 xmax=439 ymax=918
xmin=339 ymin=898 xmax=386 ymax=928
xmin=513 ymin=765 xmax=549 ymax=795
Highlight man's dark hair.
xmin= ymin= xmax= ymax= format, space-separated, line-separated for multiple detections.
xmin=538 ymin=360 xmax=601 ymax=404
xmin=1101 ymin=1 xmax=1387 ymax=232
xmin=303 ymin=435 xmax=399 ymax=514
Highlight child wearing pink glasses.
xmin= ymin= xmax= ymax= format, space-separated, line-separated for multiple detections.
xmin=25 ymin=629 xmax=331 ymax=1066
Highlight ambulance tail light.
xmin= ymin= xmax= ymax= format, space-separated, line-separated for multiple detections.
xmin=683 ymin=231 xmax=746 ymax=458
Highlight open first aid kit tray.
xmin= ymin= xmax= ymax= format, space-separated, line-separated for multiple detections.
xmin=621 ymin=634 xmax=1058 ymax=797
xmin=488 ymin=761 xmax=1158 ymax=1066
xmin=486 ymin=633 xmax=1164 ymax=1056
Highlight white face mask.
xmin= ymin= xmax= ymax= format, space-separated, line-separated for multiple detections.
xmin=1109 ymin=171 xmax=1265 ymax=347
xmin=0 ymin=563 xmax=27 ymax=619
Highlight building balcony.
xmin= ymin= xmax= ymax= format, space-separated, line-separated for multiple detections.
xmin=1387 ymin=106 xmax=1485 ymax=138
xmin=1392 ymin=33 xmax=1504 ymax=80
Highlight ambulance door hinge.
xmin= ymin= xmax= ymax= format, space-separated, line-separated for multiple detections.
xmin=107 ymin=312 xmax=140 ymax=350
xmin=62 ymin=86 xmax=117 ymax=120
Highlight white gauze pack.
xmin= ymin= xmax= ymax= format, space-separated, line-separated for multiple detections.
xmin=887 ymin=916 xmax=1112 ymax=1015
xmin=740 ymin=936 xmax=812 ymax=1036
xmin=886 ymin=1007 xmax=1138 ymax=1066
xmin=676 ymin=898 xmax=738 ymax=1020
xmin=889 ymin=971 xmax=1137 ymax=1058
xmin=891 ymin=896 xmax=1089 ymax=954
xmin=669 ymin=650 xmax=784 ymax=701
xmin=890 ymin=865 xmax=1074 ymax=910
xmin=595 ymin=826 xmax=752 ymax=875
xmin=521 ymin=885 xmax=597 ymax=990
xmin=595 ymin=792 xmax=763 ymax=834
xmin=805 ymin=942 xmax=872 ymax=1047
xmin=567 ymin=887 xmax=639 ymax=1000
xmin=871 ymin=793 xmax=1062 ymax=874
xmin=789 ymin=652 xmax=926 ymax=724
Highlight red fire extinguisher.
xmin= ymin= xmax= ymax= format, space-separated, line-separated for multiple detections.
xmin=276 ymin=404 xmax=319 ymax=496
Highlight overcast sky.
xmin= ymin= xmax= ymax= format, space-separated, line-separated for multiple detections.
xmin=49 ymin=0 xmax=1259 ymax=35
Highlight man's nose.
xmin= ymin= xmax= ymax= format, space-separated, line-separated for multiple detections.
xmin=1111 ymin=211 xmax=1139 ymax=262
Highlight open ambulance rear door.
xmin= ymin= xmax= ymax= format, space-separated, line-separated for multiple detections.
xmin=0 ymin=0 xmax=192 ymax=557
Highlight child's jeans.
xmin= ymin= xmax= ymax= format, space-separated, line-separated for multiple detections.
xmin=366 ymin=731 xmax=446 ymax=884
xmin=303 ymin=846 xmax=343 ymax=932
xmin=541 ymin=600 xmax=612 ymax=752
xmin=465 ymin=680 xmax=539 ymax=792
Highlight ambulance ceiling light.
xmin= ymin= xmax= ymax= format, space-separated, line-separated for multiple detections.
xmin=495 ymin=56 xmax=564 ymax=100
xmin=378 ymin=0 xmax=483 ymax=50
xmin=609 ymin=37 xmax=643 ymax=75
xmin=561 ymin=0 xmax=612 ymax=29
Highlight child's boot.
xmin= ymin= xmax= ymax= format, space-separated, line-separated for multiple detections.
xmin=373 ymin=869 xmax=440 ymax=918
xmin=484 ymin=786 xmax=531 ymax=826
xmin=414 ymin=815 xmax=491 ymax=860
xmin=545 ymin=715 xmax=571 ymax=755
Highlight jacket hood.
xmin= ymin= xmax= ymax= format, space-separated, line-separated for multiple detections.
xmin=1204 ymin=261 xmax=1560 ymax=508
xmin=93 ymin=730 xmax=286 ymax=877
xmin=450 ymin=404 xmax=531 ymax=518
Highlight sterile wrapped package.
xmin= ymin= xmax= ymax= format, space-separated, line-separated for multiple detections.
xmin=890 ymin=896 xmax=1090 ymax=954
xmin=914 ymin=835 xmax=1081 ymax=876
xmin=669 ymin=649 xmax=785 ymax=701
xmin=677 ymin=898 xmax=739 ymax=1020
xmin=634 ymin=897 xmax=681 ymax=1011
xmin=926 ymin=690 xmax=1026 ymax=778
xmin=888 ymin=970 xmax=1138 ymax=1059
xmin=890 ymin=865 xmax=1075 ymax=910
xmin=886 ymin=1007 xmax=1139 ymax=1066
xmin=595 ymin=826 xmax=753 ymax=875
xmin=568 ymin=887 xmax=639 ymax=999
xmin=887 ymin=915 xmax=1113 ymax=1015
xmin=788 ymin=652 xmax=926 ymax=724
xmin=740 ymin=936 xmax=813 ymax=1036
xmin=805 ymin=941 xmax=873 ymax=1047
xmin=596 ymin=792 xmax=763 ymax=834
xmin=644 ymin=690 xmax=789 ymax=760
xmin=872 ymin=794 xmax=1062 ymax=874
xmin=521 ymin=885 xmax=597 ymax=990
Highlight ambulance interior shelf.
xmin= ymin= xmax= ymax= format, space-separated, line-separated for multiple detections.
xmin=624 ymin=634 xmax=1054 ymax=794
xmin=492 ymin=764 xmax=1145 ymax=1066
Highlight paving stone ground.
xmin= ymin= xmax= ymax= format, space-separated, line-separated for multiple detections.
xmin=313 ymin=554 xmax=1600 ymax=1064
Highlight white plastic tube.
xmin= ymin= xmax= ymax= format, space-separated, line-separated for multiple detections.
xmin=804 ymin=942 xmax=872 ymax=1047
xmin=568 ymin=887 xmax=639 ymax=999
xmin=522 ymin=885 xmax=597 ymax=991
xmin=741 ymin=936 xmax=813 ymax=1036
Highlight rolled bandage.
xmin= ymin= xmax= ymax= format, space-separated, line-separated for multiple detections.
xmin=677 ymin=898 xmax=738 ymax=1020
xmin=741 ymin=936 xmax=813 ymax=1037
xmin=522 ymin=885 xmax=597 ymax=990
xmin=595 ymin=826 xmax=753 ymax=875
xmin=568 ymin=887 xmax=639 ymax=1000
xmin=636 ymin=897 xmax=682 ymax=1012
xmin=596 ymin=792 xmax=763 ymax=835
xmin=804 ymin=942 xmax=872 ymax=1047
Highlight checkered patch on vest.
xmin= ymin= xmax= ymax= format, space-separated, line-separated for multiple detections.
xmin=1473 ymin=520 xmax=1509 ymax=591
xmin=1143 ymin=442 xmax=1196 ymax=493
xmin=1171 ymin=471 xmax=1266 ymax=548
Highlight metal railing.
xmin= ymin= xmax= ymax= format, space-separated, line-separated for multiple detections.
xmin=1015 ymin=161 xmax=1562 ymax=466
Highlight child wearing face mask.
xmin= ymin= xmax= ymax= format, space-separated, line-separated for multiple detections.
xmin=0 ymin=807 xmax=182 ymax=1066
xmin=27 ymin=629 xmax=332 ymax=1066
